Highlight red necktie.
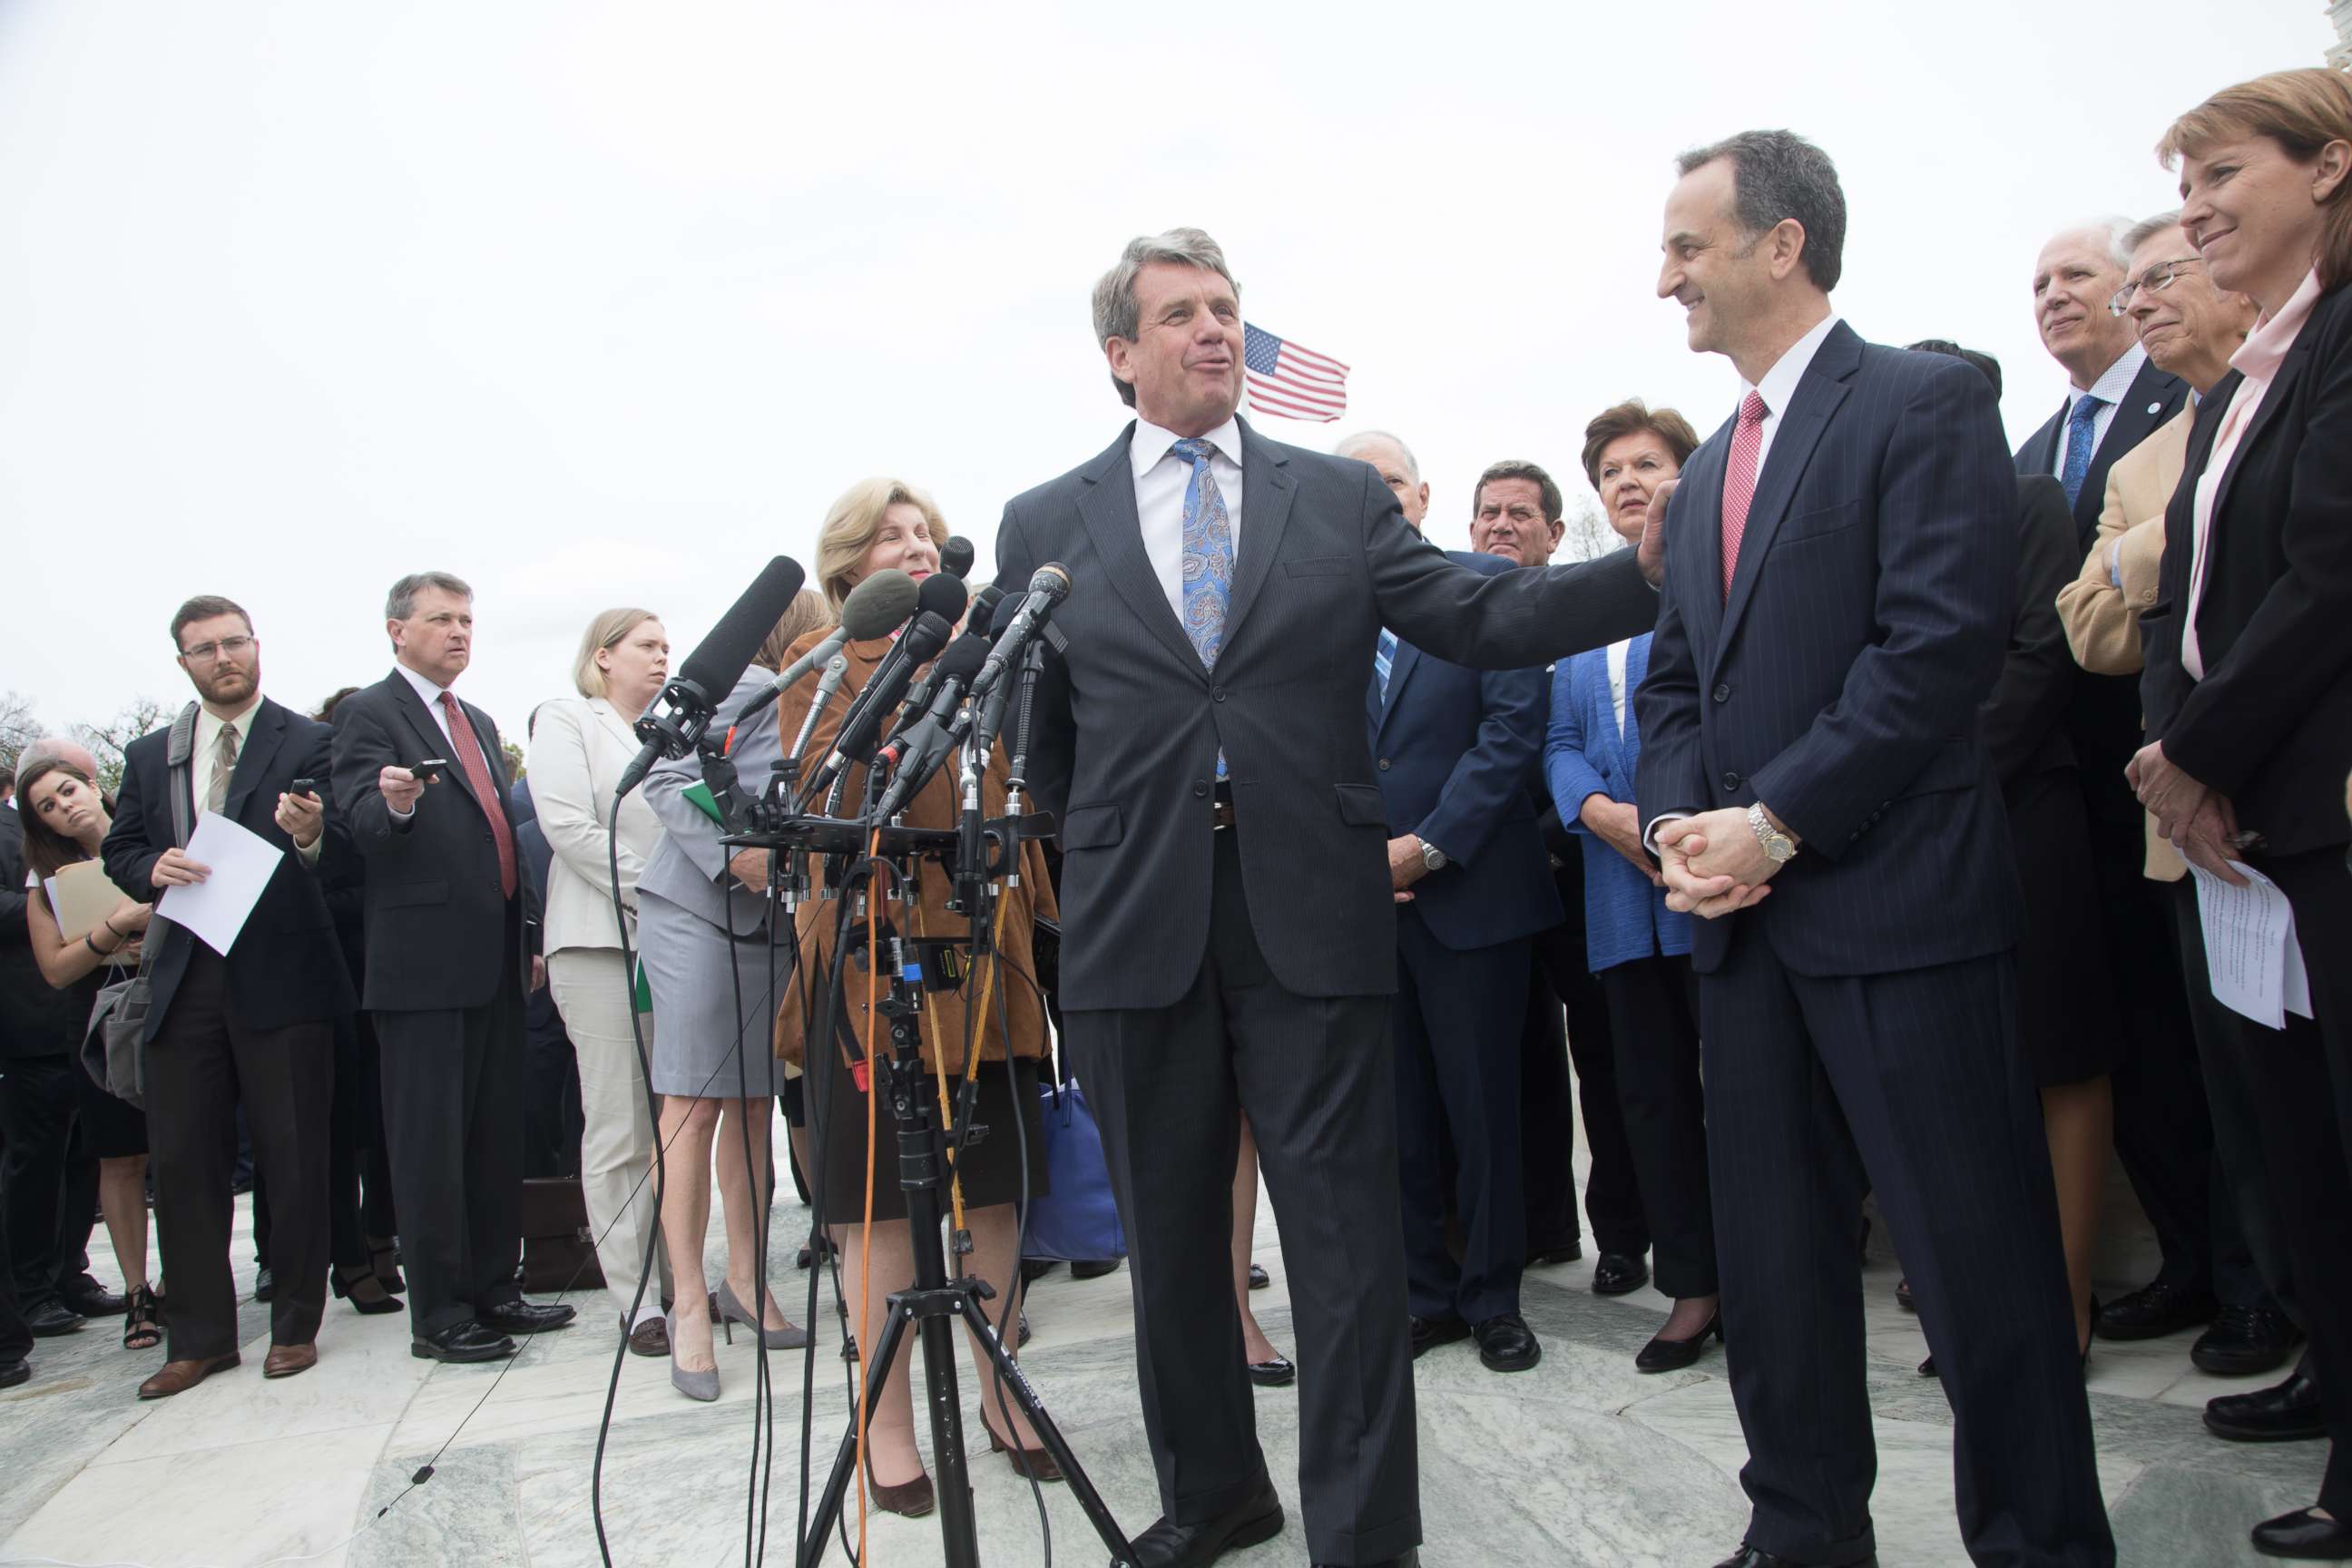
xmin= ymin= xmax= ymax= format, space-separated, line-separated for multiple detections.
xmin=1720 ymin=391 xmax=1769 ymax=599
xmin=441 ymin=691 xmax=518 ymax=900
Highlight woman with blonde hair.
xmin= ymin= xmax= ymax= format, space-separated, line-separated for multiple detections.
xmin=634 ymin=591 xmax=833 ymax=1400
xmin=2135 ymin=67 xmax=2352 ymax=1561
xmin=776 ymin=477 xmax=1059 ymax=1517
xmin=528 ymin=606 xmax=674 ymax=1356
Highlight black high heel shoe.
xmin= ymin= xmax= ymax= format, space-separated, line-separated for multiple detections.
xmin=1635 ymin=1310 xmax=1721 ymax=1373
xmin=332 ymin=1263 xmax=404 ymax=1316
xmin=367 ymin=1238 xmax=406 ymax=1295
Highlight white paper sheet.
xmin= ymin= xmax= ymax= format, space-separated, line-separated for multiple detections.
xmin=153 ymin=811 xmax=284 ymax=956
xmin=2188 ymin=860 xmax=2313 ymax=1031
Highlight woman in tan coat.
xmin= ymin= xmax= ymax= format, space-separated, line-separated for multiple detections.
xmin=774 ymin=477 xmax=1059 ymax=1516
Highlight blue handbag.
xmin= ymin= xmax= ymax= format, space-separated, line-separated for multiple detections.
xmin=1022 ymin=1077 xmax=1126 ymax=1262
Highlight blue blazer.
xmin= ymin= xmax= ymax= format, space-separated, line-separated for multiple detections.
xmin=1634 ymin=321 xmax=2024 ymax=977
xmin=1545 ymin=635 xmax=1690 ymax=973
xmin=1366 ymin=550 xmax=1562 ymax=953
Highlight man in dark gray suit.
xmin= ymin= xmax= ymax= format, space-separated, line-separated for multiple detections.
xmin=993 ymin=229 xmax=1661 ymax=1568
xmin=1638 ymin=133 xmax=2111 ymax=1567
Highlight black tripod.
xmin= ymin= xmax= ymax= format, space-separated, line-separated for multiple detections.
xmin=793 ymin=893 xmax=1137 ymax=1568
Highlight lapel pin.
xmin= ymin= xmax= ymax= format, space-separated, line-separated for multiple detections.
xmin=2147 ymin=402 xmax=2161 ymax=414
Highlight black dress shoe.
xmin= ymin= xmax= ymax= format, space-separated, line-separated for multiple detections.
xmin=1636 ymin=1312 xmax=1721 ymax=1373
xmin=1070 ymin=1258 xmax=1121 ymax=1280
xmin=1894 ymin=1277 xmax=1916 ymax=1313
xmin=2252 ymin=1506 xmax=2352 ymax=1559
xmin=1020 ymin=1258 xmax=1057 ymax=1283
xmin=2207 ymin=1370 xmax=2327 ymax=1443
xmin=253 ymin=1267 xmax=275 ymax=1303
xmin=1122 ymin=1470 xmax=1283 ymax=1568
xmin=2095 ymin=1279 xmax=2217 ymax=1340
xmin=479 ymin=1299 xmax=576 ymax=1335
xmin=1474 ymin=1312 xmax=1541 ymax=1372
xmin=1314 ymin=1553 xmax=1416 ymax=1567
xmin=1526 ymin=1240 xmax=1583 ymax=1268
xmin=1247 ymin=1262 xmax=1269 ymax=1290
xmin=1591 ymin=1251 xmax=1649 ymax=1296
xmin=25 ymin=1299 xmax=84 ymax=1338
xmin=1018 ymin=1312 xmax=1033 ymax=1349
xmin=1247 ymin=1354 xmax=1296 ymax=1387
xmin=411 ymin=1320 xmax=517 ymax=1363
xmin=1710 ymin=1550 xmax=1877 ymax=1568
xmin=2193 ymin=1304 xmax=2304 ymax=1377
xmin=1408 ymin=1314 xmax=1471 ymax=1359
xmin=0 ymin=1358 xmax=28 ymax=1388
xmin=61 ymin=1279 xmax=129 ymax=1317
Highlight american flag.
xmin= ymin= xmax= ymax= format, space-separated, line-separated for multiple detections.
xmin=1242 ymin=323 xmax=1349 ymax=423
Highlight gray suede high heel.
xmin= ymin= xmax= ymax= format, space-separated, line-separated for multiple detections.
xmin=714 ymin=1279 xmax=809 ymax=1350
xmin=668 ymin=1309 xmax=720 ymax=1402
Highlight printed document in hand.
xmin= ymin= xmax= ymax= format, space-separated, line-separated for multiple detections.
xmin=2188 ymin=860 xmax=2313 ymax=1031
xmin=154 ymin=811 xmax=284 ymax=956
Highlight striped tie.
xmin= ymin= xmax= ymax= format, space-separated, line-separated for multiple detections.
xmin=1171 ymin=436 xmax=1234 ymax=780
xmin=1375 ymin=628 xmax=1397 ymax=700
xmin=1720 ymin=391 xmax=1769 ymax=599
xmin=204 ymin=722 xmax=240 ymax=817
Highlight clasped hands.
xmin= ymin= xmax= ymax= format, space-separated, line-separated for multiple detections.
xmin=2127 ymin=741 xmax=2248 ymax=887
xmin=1655 ymin=805 xmax=1787 ymax=919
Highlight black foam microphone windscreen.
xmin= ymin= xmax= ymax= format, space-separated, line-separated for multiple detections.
xmin=676 ymin=555 xmax=807 ymax=699
xmin=915 ymin=570 xmax=969 ymax=627
xmin=939 ymin=535 xmax=976 ymax=579
xmin=838 ymin=569 xmax=921 ymax=640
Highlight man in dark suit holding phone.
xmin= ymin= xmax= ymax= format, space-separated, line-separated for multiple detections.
xmin=328 ymin=571 xmax=570 ymax=1363
xmin=102 ymin=596 xmax=355 ymax=1396
xmin=1637 ymin=134 xmax=2111 ymax=1566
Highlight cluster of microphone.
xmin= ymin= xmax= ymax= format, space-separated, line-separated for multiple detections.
xmin=612 ymin=541 xmax=1071 ymax=842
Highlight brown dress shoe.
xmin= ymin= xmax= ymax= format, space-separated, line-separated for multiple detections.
xmin=626 ymin=1318 xmax=671 ymax=1357
xmin=263 ymin=1343 xmax=318 ymax=1379
xmin=139 ymin=1352 xmax=241 ymax=1399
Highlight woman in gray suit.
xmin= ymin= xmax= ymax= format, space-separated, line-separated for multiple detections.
xmin=636 ymin=593 xmax=831 ymax=1398
xmin=529 ymin=607 xmax=675 ymax=1357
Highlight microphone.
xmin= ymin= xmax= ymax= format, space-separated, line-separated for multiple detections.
xmin=965 ymin=582 xmax=1006 ymax=638
xmin=782 ymin=652 xmax=851 ymax=769
xmin=869 ymin=633 xmax=991 ymax=818
xmin=939 ymin=535 xmax=976 ymax=580
xmin=967 ymin=563 xmax=1070 ymax=703
xmin=618 ymin=555 xmax=804 ymax=798
xmin=729 ymin=568 xmax=919 ymax=728
xmin=799 ymin=573 xmax=968 ymax=799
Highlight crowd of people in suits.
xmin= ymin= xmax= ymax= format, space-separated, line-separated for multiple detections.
xmin=0 ymin=60 xmax=2348 ymax=1568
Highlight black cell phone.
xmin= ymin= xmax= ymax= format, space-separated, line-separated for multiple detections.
xmin=414 ymin=758 xmax=449 ymax=782
xmin=289 ymin=778 xmax=319 ymax=797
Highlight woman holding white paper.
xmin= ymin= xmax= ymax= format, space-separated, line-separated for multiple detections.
xmin=16 ymin=758 xmax=159 ymax=1353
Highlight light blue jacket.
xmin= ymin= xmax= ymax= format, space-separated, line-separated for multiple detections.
xmin=1544 ymin=634 xmax=1691 ymax=973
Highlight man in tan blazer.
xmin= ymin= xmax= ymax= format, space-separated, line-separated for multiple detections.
xmin=2055 ymin=211 xmax=2320 ymax=1418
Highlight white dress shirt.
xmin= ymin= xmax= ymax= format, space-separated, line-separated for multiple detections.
xmin=1605 ymin=639 xmax=1632 ymax=738
xmin=1641 ymin=312 xmax=1842 ymax=854
xmin=1131 ymin=414 xmax=1246 ymax=622
xmin=2051 ymin=343 xmax=2150 ymax=479
xmin=192 ymin=693 xmax=320 ymax=862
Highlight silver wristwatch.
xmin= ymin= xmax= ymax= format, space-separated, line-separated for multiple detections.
xmin=1418 ymin=839 xmax=1449 ymax=872
xmin=1747 ymin=802 xmax=1796 ymax=863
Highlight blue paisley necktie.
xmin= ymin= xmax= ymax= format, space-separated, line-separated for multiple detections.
xmin=2060 ymin=395 xmax=2106 ymax=508
xmin=1171 ymin=436 xmax=1233 ymax=779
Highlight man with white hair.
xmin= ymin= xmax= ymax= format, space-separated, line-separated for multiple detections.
xmin=2019 ymin=220 xmax=2219 ymax=1350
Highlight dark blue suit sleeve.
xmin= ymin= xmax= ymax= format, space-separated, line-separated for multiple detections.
xmin=1414 ymin=654 xmax=1547 ymax=867
xmin=330 ymin=695 xmax=407 ymax=854
xmin=1633 ymin=488 xmax=1708 ymax=838
xmin=1748 ymin=358 xmax=2013 ymax=855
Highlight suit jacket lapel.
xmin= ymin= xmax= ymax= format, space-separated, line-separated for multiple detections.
xmin=2078 ymin=360 xmax=2188 ymax=544
xmin=1076 ymin=427 xmax=1202 ymax=675
xmin=386 ymin=671 xmax=482 ymax=812
xmin=1718 ymin=327 xmax=1857 ymax=659
xmin=2210 ymin=339 xmax=2310 ymax=530
xmin=220 ymin=700 xmax=286 ymax=821
xmin=1218 ymin=418 xmax=1296 ymax=654
xmin=1376 ymin=638 xmax=1423 ymax=736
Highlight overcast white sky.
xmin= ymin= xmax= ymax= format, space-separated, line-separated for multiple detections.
xmin=1 ymin=1 xmax=2335 ymax=745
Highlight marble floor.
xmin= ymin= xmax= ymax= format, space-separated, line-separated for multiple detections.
xmin=0 ymin=1136 xmax=2328 ymax=1568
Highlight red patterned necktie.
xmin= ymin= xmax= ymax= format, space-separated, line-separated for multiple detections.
xmin=440 ymin=691 xmax=518 ymax=900
xmin=1720 ymin=391 xmax=1769 ymax=600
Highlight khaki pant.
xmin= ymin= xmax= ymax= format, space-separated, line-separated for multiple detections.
xmin=546 ymin=947 xmax=670 ymax=1328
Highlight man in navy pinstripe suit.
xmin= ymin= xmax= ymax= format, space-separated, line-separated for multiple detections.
xmin=1634 ymin=132 xmax=2113 ymax=1568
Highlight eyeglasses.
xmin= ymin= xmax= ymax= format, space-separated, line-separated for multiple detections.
xmin=2109 ymin=258 xmax=2204 ymax=315
xmin=179 ymin=635 xmax=254 ymax=662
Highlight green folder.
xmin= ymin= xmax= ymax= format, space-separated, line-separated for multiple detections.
xmin=632 ymin=958 xmax=653 ymax=1014
xmin=682 ymin=780 xmax=723 ymax=824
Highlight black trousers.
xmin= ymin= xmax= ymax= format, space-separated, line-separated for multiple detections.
xmin=143 ymin=948 xmax=335 ymax=1359
xmin=1066 ymin=826 xmax=1417 ymax=1567
xmin=270 ymin=1010 xmax=400 ymax=1274
xmin=1518 ymin=947 xmax=1584 ymax=1257
xmin=0 ymin=1161 xmax=27 ymax=1366
xmin=1393 ymin=909 xmax=1529 ymax=1324
xmin=0 ymin=1055 xmax=98 ymax=1313
xmin=1701 ymin=930 xmax=2111 ymax=1567
xmin=373 ymin=944 xmax=526 ymax=1337
xmin=2239 ymin=849 xmax=2352 ymax=1516
xmin=2166 ymin=877 xmax=2298 ymax=1318
xmin=2084 ymin=814 xmax=2218 ymax=1296
xmin=1533 ymin=915 xmax=1647 ymax=1257
xmin=1599 ymin=953 xmax=1717 ymax=1298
